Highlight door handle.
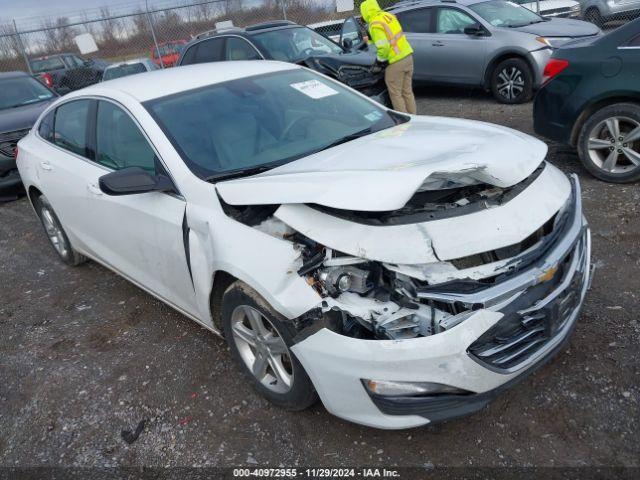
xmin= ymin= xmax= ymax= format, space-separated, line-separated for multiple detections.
xmin=40 ymin=161 xmax=52 ymax=171
xmin=432 ymin=41 xmax=445 ymax=47
xmin=87 ymin=183 xmax=103 ymax=196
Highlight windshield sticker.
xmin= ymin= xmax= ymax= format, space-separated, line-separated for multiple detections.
xmin=290 ymin=80 xmax=339 ymax=99
xmin=365 ymin=111 xmax=383 ymax=122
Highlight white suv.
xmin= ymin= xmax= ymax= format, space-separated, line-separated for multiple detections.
xmin=17 ymin=61 xmax=591 ymax=429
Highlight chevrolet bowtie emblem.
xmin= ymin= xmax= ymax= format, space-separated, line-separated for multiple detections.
xmin=538 ymin=265 xmax=559 ymax=284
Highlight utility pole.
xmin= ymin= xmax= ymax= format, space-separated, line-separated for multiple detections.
xmin=146 ymin=0 xmax=165 ymax=68
xmin=13 ymin=19 xmax=32 ymax=75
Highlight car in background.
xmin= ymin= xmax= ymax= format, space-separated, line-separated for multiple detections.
xmin=103 ymin=58 xmax=158 ymax=81
xmin=534 ymin=19 xmax=640 ymax=183
xmin=17 ymin=62 xmax=591 ymax=429
xmin=150 ymin=40 xmax=188 ymax=67
xmin=375 ymin=0 xmax=600 ymax=103
xmin=579 ymin=0 xmax=640 ymax=27
xmin=513 ymin=0 xmax=582 ymax=18
xmin=177 ymin=21 xmax=389 ymax=105
xmin=0 ymin=71 xmax=57 ymax=200
xmin=30 ymin=53 xmax=109 ymax=94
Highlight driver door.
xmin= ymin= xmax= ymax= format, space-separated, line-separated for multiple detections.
xmin=82 ymin=99 xmax=198 ymax=315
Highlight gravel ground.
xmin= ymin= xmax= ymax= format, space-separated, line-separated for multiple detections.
xmin=1 ymin=88 xmax=639 ymax=475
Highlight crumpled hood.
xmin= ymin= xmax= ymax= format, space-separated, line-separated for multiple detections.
xmin=216 ymin=116 xmax=547 ymax=212
xmin=511 ymin=18 xmax=600 ymax=37
xmin=360 ymin=0 xmax=382 ymax=23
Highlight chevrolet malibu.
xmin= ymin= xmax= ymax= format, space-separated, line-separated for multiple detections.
xmin=17 ymin=62 xmax=591 ymax=429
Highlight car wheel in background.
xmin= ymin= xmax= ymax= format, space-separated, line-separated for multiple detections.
xmin=221 ymin=281 xmax=318 ymax=411
xmin=34 ymin=194 xmax=86 ymax=266
xmin=577 ymin=103 xmax=640 ymax=183
xmin=585 ymin=8 xmax=604 ymax=28
xmin=491 ymin=58 xmax=533 ymax=105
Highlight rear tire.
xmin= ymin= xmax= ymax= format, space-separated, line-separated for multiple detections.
xmin=577 ymin=103 xmax=640 ymax=183
xmin=490 ymin=58 xmax=533 ymax=104
xmin=221 ymin=281 xmax=318 ymax=411
xmin=34 ymin=194 xmax=86 ymax=266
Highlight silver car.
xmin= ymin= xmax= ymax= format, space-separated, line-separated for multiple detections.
xmin=348 ymin=0 xmax=600 ymax=103
xmin=579 ymin=0 xmax=640 ymax=27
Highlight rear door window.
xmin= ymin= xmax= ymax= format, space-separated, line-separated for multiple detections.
xmin=53 ymin=100 xmax=91 ymax=157
xmin=182 ymin=38 xmax=226 ymax=65
xmin=38 ymin=110 xmax=55 ymax=142
xmin=397 ymin=8 xmax=434 ymax=33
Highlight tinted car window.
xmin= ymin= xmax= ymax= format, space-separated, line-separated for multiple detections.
xmin=145 ymin=69 xmax=401 ymax=180
xmin=53 ymin=100 xmax=90 ymax=156
xmin=96 ymin=101 xmax=156 ymax=172
xmin=225 ymin=37 xmax=261 ymax=60
xmin=470 ymin=0 xmax=541 ymax=27
xmin=437 ymin=8 xmax=477 ymax=34
xmin=627 ymin=33 xmax=640 ymax=47
xmin=182 ymin=38 xmax=225 ymax=65
xmin=30 ymin=57 xmax=65 ymax=73
xmin=252 ymin=27 xmax=342 ymax=62
xmin=0 ymin=76 xmax=55 ymax=110
xmin=38 ymin=110 xmax=55 ymax=141
xmin=103 ymin=63 xmax=147 ymax=81
xmin=397 ymin=8 xmax=433 ymax=33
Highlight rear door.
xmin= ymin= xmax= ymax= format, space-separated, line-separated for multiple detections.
xmin=396 ymin=7 xmax=436 ymax=82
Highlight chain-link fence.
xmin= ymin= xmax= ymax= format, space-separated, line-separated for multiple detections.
xmin=0 ymin=0 xmax=638 ymax=93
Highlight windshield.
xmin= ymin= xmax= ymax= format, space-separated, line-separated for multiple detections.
xmin=470 ymin=0 xmax=543 ymax=27
xmin=30 ymin=57 xmax=66 ymax=73
xmin=103 ymin=63 xmax=147 ymax=81
xmin=251 ymin=27 xmax=343 ymax=62
xmin=145 ymin=69 xmax=401 ymax=180
xmin=0 ymin=76 xmax=55 ymax=110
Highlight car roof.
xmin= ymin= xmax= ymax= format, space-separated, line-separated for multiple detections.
xmin=193 ymin=20 xmax=302 ymax=41
xmin=65 ymin=61 xmax=298 ymax=103
xmin=390 ymin=0 xmax=486 ymax=10
xmin=0 ymin=71 xmax=30 ymax=79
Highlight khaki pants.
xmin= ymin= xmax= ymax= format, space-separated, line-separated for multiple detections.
xmin=384 ymin=55 xmax=417 ymax=115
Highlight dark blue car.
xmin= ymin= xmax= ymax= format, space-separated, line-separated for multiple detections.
xmin=533 ymin=19 xmax=640 ymax=183
xmin=0 ymin=71 xmax=57 ymax=201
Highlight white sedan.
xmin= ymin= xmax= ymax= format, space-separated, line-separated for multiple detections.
xmin=17 ymin=61 xmax=591 ymax=429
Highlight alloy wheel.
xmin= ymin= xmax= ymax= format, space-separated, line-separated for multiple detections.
xmin=40 ymin=205 xmax=68 ymax=258
xmin=496 ymin=67 xmax=525 ymax=101
xmin=587 ymin=116 xmax=640 ymax=174
xmin=230 ymin=305 xmax=294 ymax=394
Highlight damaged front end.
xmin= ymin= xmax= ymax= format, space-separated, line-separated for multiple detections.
xmin=221 ymin=161 xmax=590 ymax=366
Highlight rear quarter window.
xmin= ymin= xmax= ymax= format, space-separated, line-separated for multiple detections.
xmin=180 ymin=38 xmax=225 ymax=65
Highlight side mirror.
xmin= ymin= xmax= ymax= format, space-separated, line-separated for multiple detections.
xmin=342 ymin=37 xmax=354 ymax=50
xmin=99 ymin=167 xmax=175 ymax=196
xmin=340 ymin=16 xmax=364 ymax=50
xmin=464 ymin=24 xmax=485 ymax=36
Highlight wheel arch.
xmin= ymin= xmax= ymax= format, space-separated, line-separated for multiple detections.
xmin=209 ymin=270 xmax=239 ymax=334
xmin=483 ymin=51 xmax=535 ymax=90
xmin=27 ymin=185 xmax=43 ymax=213
xmin=570 ymin=95 xmax=640 ymax=147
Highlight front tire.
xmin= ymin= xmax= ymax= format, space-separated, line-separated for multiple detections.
xmin=490 ymin=58 xmax=532 ymax=104
xmin=577 ymin=103 xmax=640 ymax=183
xmin=34 ymin=194 xmax=86 ymax=266
xmin=221 ymin=281 xmax=318 ymax=411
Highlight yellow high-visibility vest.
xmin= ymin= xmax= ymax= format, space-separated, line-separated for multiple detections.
xmin=361 ymin=0 xmax=413 ymax=64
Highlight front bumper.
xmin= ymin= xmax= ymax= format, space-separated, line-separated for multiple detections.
xmin=292 ymin=175 xmax=591 ymax=429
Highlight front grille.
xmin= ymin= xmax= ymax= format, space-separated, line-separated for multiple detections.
xmin=0 ymin=129 xmax=30 ymax=158
xmin=468 ymin=233 xmax=587 ymax=371
xmin=451 ymin=214 xmax=556 ymax=270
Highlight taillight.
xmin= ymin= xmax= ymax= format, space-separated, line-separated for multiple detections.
xmin=542 ymin=58 xmax=569 ymax=84
xmin=41 ymin=73 xmax=53 ymax=88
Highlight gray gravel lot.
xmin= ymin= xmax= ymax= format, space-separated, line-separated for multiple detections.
xmin=1 ymin=87 xmax=639 ymax=473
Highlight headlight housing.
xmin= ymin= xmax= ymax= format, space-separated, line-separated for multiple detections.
xmin=363 ymin=379 xmax=471 ymax=397
xmin=536 ymin=36 xmax=572 ymax=48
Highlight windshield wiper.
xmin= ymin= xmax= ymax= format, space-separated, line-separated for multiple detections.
xmin=314 ymin=126 xmax=373 ymax=153
xmin=206 ymin=164 xmax=276 ymax=182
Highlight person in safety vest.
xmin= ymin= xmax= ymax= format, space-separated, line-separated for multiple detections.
xmin=360 ymin=0 xmax=416 ymax=114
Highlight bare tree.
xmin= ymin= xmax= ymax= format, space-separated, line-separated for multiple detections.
xmin=55 ymin=17 xmax=76 ymax=51
xmin=99 ymin=6 xmax=121 ymax=44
